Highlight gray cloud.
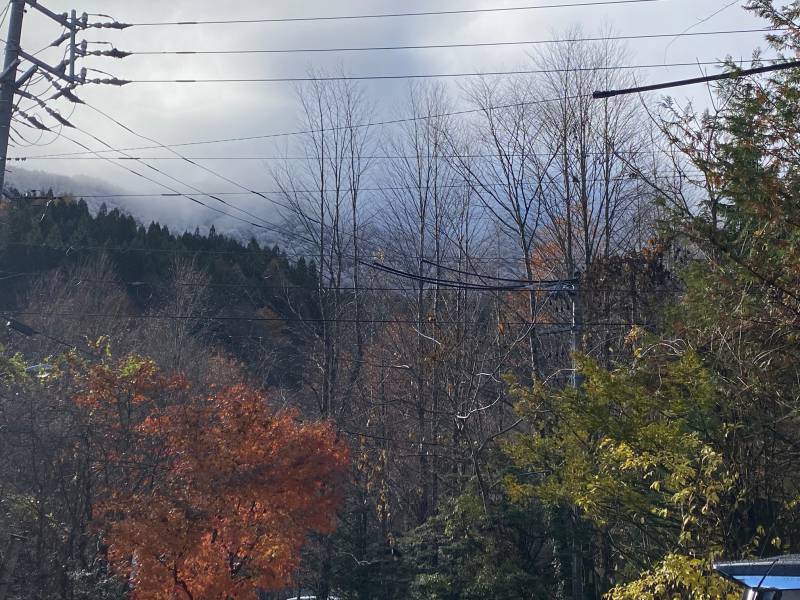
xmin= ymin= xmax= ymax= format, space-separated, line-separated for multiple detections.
xmin=12 ymin=0 xmax=769 ymax=234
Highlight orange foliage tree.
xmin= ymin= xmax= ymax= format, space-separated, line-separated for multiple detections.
xmin=74 ymin=356 xmax=349 ymax=599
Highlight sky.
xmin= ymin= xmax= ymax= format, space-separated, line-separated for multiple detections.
xmin=5 ymin=0 xmax=775 ymax=236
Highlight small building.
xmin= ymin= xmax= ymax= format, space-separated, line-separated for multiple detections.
xmin=715 ymin=555 xmax=800 ymax=599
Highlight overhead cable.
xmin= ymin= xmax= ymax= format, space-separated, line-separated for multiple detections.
xmin=0 ymin=273 xmax=669 ymax=294
xmin=123 ymin=28 xmax=779 ymax=55
xmin=122 ymin=0 xmax=661 ymax=27
xmin=362 ymin=260 xmax=578 ymax=291
xmin=3 ymin=93 xmax=592 ymax=157
xmin=420 ymin=259 xmax=577 ymax=286
xmin=5 ymin=310 xmax=646 ymax=328
xmin=56 ymin=130 xmax=293 ymax=236
xmin=111 ymin=59 xmax=782 ymax=85
xmin=363 ymin=260 xmax=529 ymax=291
xmin=15 ymin=172 xmax=698 ymax=199
xmin=595 ymin=59 xmax=800 ymax=97
xmin=80 ymin=100 xmax=297 ymax=213
xmin=2 ymin=313 xmax=96 ymax=357
xmin=0 ymin=242 xmax=588 ymax=264
xmin=11 ymin=148 xmax=685 ymax=161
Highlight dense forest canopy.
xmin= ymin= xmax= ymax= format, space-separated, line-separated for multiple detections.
xmin=3 ymin=1 xmax=800 ymax=598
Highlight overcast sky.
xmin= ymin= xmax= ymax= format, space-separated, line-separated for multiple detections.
xmin=7 ymin=0 xmax=772 ymax=234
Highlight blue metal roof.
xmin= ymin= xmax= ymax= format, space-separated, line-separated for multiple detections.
xmin=714 ymin=556 xmax=800 ymax=591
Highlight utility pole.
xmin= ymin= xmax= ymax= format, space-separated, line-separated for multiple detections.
xmin=569 ymin=272 xmax=584 ymax=600
xmin=69 ymin=9 xmax=77 ymax=81
xmin=0 ymin=1 xmax=101 ymax=198
xmin=570 ymin=274 xmax=584 ymax=389
xmin=0 ymin=0 xmax=26 ymax=197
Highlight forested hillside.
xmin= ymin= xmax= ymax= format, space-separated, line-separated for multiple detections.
xmin=0 ymin=195 xmax=319 ymax=384
xmin=2 ymin=1 xmax=800 ymax=599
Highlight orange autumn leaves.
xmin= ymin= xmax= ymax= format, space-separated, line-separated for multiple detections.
xmin=73 ymin=356 xmax=349 ymax=599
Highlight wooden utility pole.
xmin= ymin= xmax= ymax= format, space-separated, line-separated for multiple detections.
xmin=570 ymin=273 xmax=584 ymax=600
xmin=0 ymin=0 xmax=90 ymax=197
xmin=0 ymin=0 xmax=26 ymax=196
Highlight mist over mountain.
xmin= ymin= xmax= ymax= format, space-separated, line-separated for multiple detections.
xmin=7 ymin=166 xmax=123 ymax=200
xmin=5 ymin=167 xmax=280 ymax=241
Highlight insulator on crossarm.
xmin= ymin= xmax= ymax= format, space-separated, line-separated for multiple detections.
xmin=91 ymin=77 xmax=131 ymax=86
xmin=52 ymin=87 xmax=84 ymax=104
xmin=90 ymin=21 xmax=131 ymax=30
xmin=50 ymin=31 xmax=70 ymax=47
xmin=102 ymin=48 xmax=131 ymax=59
xmin=45 ymin=107 xmax=75 ymax=128
xmin=20 ymin=112 xmax=50 ymax=131
xmin=40 ymin=71 xmax=60 ymax=87
xmin=16 ymin=89 xmax=47 ymax=109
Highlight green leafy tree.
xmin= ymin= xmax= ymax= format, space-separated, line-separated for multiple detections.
xmin=505 ymin=352 xmax=739 ymax=599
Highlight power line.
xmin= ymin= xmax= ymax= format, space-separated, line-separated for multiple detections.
xmin=5 ymin=310 xmax=646 ymax=327
xmin=9 ymin=273 xmax=554 ymax=303
xmin=112 ymin=59 xmax=776 ymax=85
xmin=48 ymin=124 xmax=309 ymax=241
xmin=9 ymin=172 xmax=696 ymax=199
xmin=420 ymin=258 xmax=574 ymax=286
xmin=363 ymin=260 xmax=575 ymax=291
xmin=122 ymin=0 xmax=660 ymax=27
xmin=11 ymin=150 xmax=673 ymax=161
xmin=3 ymin=313 xmax=96 ymax=357
xmin=376 ymin=259 xmax=578 ymax=287
xmin=1 ymin=274 xmax=670 ymax=294
xmin=661 ymin=0 xmax=740 ymax=59
xmin=124 ymin=28 xmax=778 ymax=55
xmin=215 ymin=324 xmax=636 ymax=344
xmin=3 ymin=241 xmax=542 ymax=262
xmin=594 ymin=59 xmax=800 ymax=98
xmin=5 ymin=92 xmax=592 ymax=158
xmin=63 ymin=116 xmax=289 ymax=231
xmin=80 ymin=100 xmax=298 ymax=214
xmin=3 ymin=242 xmax=685 ymax=273
xmin=57 ymin=130 xmax=285 ymax=234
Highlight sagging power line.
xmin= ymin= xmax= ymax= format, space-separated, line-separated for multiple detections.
xmin=3 ymin=170 xmax=699 ymax=199
xmin=121 ymin=28 xmax=778 ymax=55
xmin=5 ymin=309 xmax=640 ymax=328
xmin=1 ymin=241 xmax=574 ymax=263
xmin=118 ymin=0 xmax=660 ymax=27
xmin=3 ymin=313 xmax=95 ymax=356
xmin=362 ymin=260 xmax=578 ymax=291
xmin=0 ymin=272 xmax=672 ymax=295
xmin=105 ymin=59 xmax=784 ymax=85
xmin=79 ymin=100 xmax=300 ymax=215
xmin=2 ymin=150 xmax=703 ymax=161
xmin=5 ymin=91 xmax=590 ymax=159
xmin=49 ymin=127 xmax=294 ymax=238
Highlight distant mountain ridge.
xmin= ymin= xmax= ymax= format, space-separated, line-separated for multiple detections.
xmin=6 ymin=167 xmax=124 ymax=201
xmin=4 ymin=167 xmax=279 ymax=240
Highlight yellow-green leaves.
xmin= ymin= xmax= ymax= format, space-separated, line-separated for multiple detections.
xmin=505 ymin=350 xmax=736 ymax=599
xmin=606 ymin=555 xmax=739 ymax=600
